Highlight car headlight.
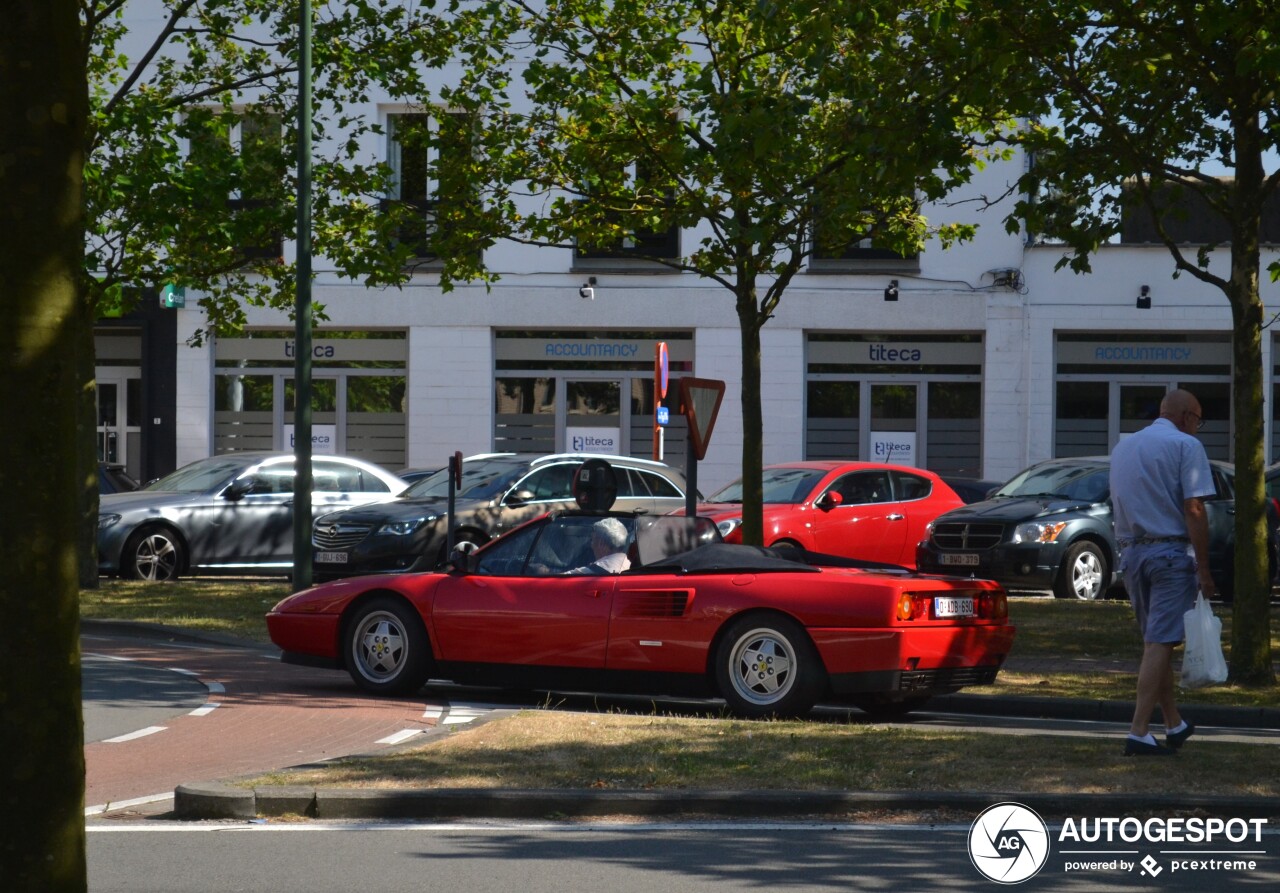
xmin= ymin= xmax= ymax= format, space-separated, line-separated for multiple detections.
xmin=98 ymin=513 xmax=121 ymax=530
xmin=1012 ymin=521 xmax=1068 ymax=544
xmin=376 ymin=516 xmax=435 ymax=537
xmin=924 ymin=519 xmax=936 ymax=536
xmin=716 ymin=518 xmax=742 ymax=539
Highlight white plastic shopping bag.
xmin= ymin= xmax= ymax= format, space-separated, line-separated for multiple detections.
xmin=1180 ymin=592 xmax=1228 ymax=689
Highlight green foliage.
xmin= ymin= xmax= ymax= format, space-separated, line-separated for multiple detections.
xmin=83 ymin=0 xmax=458 ymax=341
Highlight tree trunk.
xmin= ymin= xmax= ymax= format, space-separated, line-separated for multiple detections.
xmin=0 ymin=1 xmax=90 ymax=889
xmin=77 ymin=313 xmax=99 ymax=589
xmin=735 ymin=284 xmax=765 ymax=547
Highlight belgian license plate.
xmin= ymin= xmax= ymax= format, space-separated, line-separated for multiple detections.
xmin=934 ymin=597 xmax=975 ymax=618
xmin=939 ymin=553 xmax=980 ymax=567
xmin=316 ymin=551 xmax=348 ymax=564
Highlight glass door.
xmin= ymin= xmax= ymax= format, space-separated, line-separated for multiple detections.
xmin=868 ymin=383 xmax=919 ymax=466
xmin=564 ymin=379 xmax=622 ymax=454
xmin=95 ymin=367 xmax=142 ymax=478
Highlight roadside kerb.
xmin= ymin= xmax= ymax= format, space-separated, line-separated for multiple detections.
xmin=173 ymin=782 xmax=1280 ymax=822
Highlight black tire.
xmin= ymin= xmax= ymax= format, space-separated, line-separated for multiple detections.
xmin=344 ymin=596 xmax=432 ymax=695
xmin=1053 ymin=541 xmax=1109 ymax=600
xmin=124 ymin=526 xmax=184 ymax=582
xmin=850 ymin=694 xmax=931 ymax=718
xmin=713 ymin=613 xmax=825 ymax=718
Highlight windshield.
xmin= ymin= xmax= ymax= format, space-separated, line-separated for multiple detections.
xmin=144 ymin=456 xmax=255 ymax=493
xmin=402 ymin=459 xmax=528 ymax=500
xmin=996 ymin=463 xmax=1110 ymax=503
xmin=708 ymin=467 xmax=828 ymax=505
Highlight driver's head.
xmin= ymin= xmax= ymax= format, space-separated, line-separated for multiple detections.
xmin=591 ymin=517 xmax=629 ymax=555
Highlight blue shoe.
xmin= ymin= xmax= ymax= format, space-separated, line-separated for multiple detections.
xmin=1166 ymin=722 xmax=1195 ymax=749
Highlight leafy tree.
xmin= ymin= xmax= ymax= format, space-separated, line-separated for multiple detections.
xmin=1 ymin=1 xmax=89 ymax=888
xmin=77 ymin=0 xmax=455 ymax=585
xmin=996 ymin=1 xmax=1276 ymax=684
xmin=430 ymin=0 xmax=1014 ymax=544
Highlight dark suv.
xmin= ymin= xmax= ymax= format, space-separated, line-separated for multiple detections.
xmin=916 ymin=456 xmax=1257 ymax=600
xmin=311 ymin=452 xmax=690 ymax=580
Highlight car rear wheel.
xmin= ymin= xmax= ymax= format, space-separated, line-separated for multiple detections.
xmin=344 ymin=596 xmax=432 ymax=695
xmin=1053 ymin=541 xmax=1109 ymax=600
xmin=714 ymin=614 xmax=825 ymax=718
xmin=124 ymin=526 xmax=184 ymax=582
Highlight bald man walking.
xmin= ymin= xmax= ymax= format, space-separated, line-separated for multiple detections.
xmin=1110 ymin=388 xmax=1216 ymax=756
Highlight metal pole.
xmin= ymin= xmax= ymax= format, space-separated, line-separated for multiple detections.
xmin=291 ymin=0 xmax=314 ymax=592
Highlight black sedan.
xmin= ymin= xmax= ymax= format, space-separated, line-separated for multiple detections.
xmin=98 ymin=452 xmax=406 ymax=581
xmin=918 ymin=456 xmax=1271 ymax=601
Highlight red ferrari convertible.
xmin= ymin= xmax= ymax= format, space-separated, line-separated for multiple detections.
xmin=268 ymin=512 xmax=1015 ymax=718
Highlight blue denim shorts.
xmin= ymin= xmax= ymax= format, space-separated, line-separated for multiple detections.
xmin=1121 ymin=542 xmax=1198 ymax=644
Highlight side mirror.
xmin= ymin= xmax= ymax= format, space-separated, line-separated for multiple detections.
xmin=504 ymin=489 xmax=536 ymax=507
xmin=224 ymin=478 xmax=255 ymax=501
xmin=445 ymin=534 xmax=476 ymax=570
xmin=816 ymin=491 xmax=843 ymax=511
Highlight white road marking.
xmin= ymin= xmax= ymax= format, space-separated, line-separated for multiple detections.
xmin=375 ymin=729 xmax=424 ymax=745
xmin=101 ymin=725 xmax=168 ymax=743
xmin=188 ymin=703 xmax=220 ymax=716
xmin=85 ymin=793 xmax=173 ymax=817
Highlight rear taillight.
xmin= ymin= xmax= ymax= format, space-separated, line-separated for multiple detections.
xmin=976 ymin=590 xmax=1008 ymax=619
xmin=896 ymin=592 xmax=930 ymax=621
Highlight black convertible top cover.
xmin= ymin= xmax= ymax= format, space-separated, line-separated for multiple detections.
xmin=639 ymin=542 xmax=821 ymax=575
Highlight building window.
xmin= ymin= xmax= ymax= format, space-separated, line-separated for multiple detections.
xmin=808 ymin=204 xmax=921 ymax=273
xmin=186 ymin=109 xmax=284 ymax=263
xmin=573 ymin=160 xmax=680 ymax=264
xmin=384 ymin=111 xmax=475 ymax=264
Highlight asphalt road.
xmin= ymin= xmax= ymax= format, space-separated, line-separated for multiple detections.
xmin=86 ymin=820 xmax=1280 ymax=893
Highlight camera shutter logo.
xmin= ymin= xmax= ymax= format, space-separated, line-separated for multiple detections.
xmin=969 ymin=802 xmax=1050 ymax=884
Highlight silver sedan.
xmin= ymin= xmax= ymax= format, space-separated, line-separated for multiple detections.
xmin=98 ymin=452 xmax=406 ymax=581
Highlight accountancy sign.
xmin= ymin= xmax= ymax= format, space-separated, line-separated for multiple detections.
xmin=1056 ymin=339 xmax=1231 ymax=367
xmin=496 ymin=335 xmax=694 ymax=366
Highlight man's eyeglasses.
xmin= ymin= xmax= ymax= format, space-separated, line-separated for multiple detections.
xmin=1185 ymin=411 xmax=1205 ymax=432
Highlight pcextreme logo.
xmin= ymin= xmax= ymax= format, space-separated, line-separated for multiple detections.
xmin=969 ymin=802 xmax=1051 ymax=884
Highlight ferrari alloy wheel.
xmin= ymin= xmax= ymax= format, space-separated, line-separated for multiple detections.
xmin=345 ymin=597 xmax=431 ymax=695
xmin=1053 ymin=541 xmax=1109 ymax=600
xmin=126 ymin=527 xmax=184 ymax=582
xmin=714 ymin=614 xmax=824 ymax=718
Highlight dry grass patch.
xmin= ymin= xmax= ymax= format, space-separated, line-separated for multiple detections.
xmin=81 ymin=578 xmax=286 ymax=643
xmin=251 ymin=710 xmax=1280 ymax=798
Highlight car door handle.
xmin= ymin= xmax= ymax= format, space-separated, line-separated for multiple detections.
xmin=887 ymin=513 xmax=905 ymax=521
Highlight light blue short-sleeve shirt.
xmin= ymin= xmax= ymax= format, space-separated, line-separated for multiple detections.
xmin=1110 ymin=417 xmax=1216 ymax=541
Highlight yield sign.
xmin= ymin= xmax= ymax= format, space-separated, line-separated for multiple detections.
xmin=679 ymin=377 xmax=726 ymax=461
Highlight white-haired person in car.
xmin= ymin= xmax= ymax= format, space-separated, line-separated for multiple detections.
xmin=564 ymin=517 xmax=631 ymax=575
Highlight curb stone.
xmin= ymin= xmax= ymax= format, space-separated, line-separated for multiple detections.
xmin=173 ymin=783 xmax=1280 ymax=822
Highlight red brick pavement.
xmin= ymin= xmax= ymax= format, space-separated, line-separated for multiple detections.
xmin=83 ymin=632 xmax=444 ymax=812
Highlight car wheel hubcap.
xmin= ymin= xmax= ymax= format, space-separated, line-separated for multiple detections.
xmin=1073 ymin=552 xmax=1102 ymax=598
xmin=135 ymin=535 xmax=178 ymax=581
xmin=729 ymin=629 xmax=795 ymax=705
xmin=355 ymin=613 xmax=407 ymax=681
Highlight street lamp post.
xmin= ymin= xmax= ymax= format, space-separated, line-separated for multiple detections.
xmin=291 ymin=0 xmax=314 ymax=592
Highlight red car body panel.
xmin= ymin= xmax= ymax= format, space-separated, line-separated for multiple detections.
xmin=699 ymin=461 xmax=965 ymax=568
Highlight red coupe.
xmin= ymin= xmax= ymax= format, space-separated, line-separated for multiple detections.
xmin=698 ymin=462 xmax=965 ymax=569
xmin=268 ymin=511 xmax=1015 ymax=718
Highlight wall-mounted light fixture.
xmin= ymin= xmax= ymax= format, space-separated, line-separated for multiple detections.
xmin=579 ymin=275 xmax=597 ymax=300
xmin=883 ymin=279 xmax=899 ymax=302
xmin=1137 ymin=285 xmax=1151 ymax=310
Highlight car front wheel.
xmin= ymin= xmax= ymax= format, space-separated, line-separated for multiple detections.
xmin=713 ymin=614 xmax=825 ymax=718
xmin=125 ymin=526 xmax=184 ymax=582
xmin=1053 ymin=541 xmax=1109 ymax=600
xmin=344 ymin=596 xmax=431 ymax=695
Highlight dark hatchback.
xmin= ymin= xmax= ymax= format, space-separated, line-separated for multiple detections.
xmin=917 ymin=456 xmax=1266 ymax=601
